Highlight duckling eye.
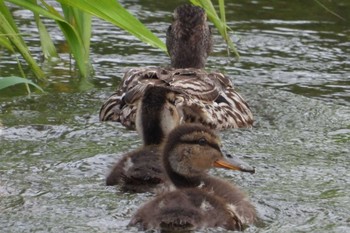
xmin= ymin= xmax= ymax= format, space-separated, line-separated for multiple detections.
xmin=198 ymin=138 xmax=207 ymax=146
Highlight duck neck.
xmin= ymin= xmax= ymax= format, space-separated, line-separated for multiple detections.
xmin=166 ymin=5 xmax=211 ymax=69
xmin=167 ymin=27 xmax=210 ymax=69
xmin=170 ymin=50 xmax=207 ymax=69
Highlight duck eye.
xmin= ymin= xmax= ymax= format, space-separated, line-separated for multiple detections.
xmin=198 ymin=138 xmax=207 ymax=146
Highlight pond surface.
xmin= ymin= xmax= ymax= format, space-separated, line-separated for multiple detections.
xmin=1 ymin=0 xmax=350 ymax=232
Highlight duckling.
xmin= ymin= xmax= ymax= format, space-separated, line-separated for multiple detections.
xmin=129 ymin=124 xmax=256 ymax=231
xmin=105 ymin=85 xmax=180 ymax=192
xmin=99 ymin=4 xmax=253 ymax=130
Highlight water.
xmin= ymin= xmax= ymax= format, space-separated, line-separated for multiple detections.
xmin=1 ymin=0 xmax=350 ymax=232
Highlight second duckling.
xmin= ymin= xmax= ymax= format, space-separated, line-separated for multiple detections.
xmin=105 ymin=86 xmax=179 ymax=192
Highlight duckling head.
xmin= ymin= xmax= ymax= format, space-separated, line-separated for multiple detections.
xmin=166 ymin=4 xmax=212 ymax=69
xmin=162 ymin=124 xmax=252 ymax=188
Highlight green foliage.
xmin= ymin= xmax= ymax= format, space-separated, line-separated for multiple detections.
xmin=7 ymin=0 xmax=93 ymax=78
xmin=0 ymin=0 xmax=46 ymax=80
xmin=0 ymin=76 xmax=44 ymax=92
xmin=30 ymin=0 xmax=58 ymax=59
xmin=1 ymin=0 xmax=239 ymax=92
xmin=3 ymin=0 xmax=168 ymax=80
xmin=56 ymin=0 xmax=167 ymax=52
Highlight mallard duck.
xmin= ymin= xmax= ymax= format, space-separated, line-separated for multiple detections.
xmin=106 ymin=85 xmax=254 ymax=193
xmin=129 ymin=124 xmax=257 ymax=231
xmin=99 ymin=4 xmax=253 ymax=130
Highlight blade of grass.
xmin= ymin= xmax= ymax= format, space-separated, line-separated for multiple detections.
xmin=7 ymin=0 xmax=92 ymax=78
xmin=0 ymin=76 xmax=44 ymax=92
xmin=60 ymin=3 xmax=92 ymax=76
xmin=28 ymin=0 xmax=58 ymax=59
xmin=0 ymin=0 xmax=46 ymax=80
xmin=0 ymin=35 xmax=13 ymax=51
xmin=313 ymin=0 xmax=346 ymax=21
xmin=60 ymin=4 xmax=92 ymax=54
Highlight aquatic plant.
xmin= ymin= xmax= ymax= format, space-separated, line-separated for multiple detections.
xmin=0 ymin=0 xmax=236 ymax=94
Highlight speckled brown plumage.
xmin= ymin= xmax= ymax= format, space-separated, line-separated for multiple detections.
xmin=166 ymin=4 xmax=212 ymax=69
xmin=99 ymin=68 xmax=253 ymax=130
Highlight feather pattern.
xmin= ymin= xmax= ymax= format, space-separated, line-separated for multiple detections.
xmin=99 ymin=67 xmax=253 ymax=130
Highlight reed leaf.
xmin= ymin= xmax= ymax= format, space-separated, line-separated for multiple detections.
xmin=56 ymin=0 xmax=167 ymax=52
xmin=28 ymin=0 xmax=58 ymax=59
xmin=60 ymin=3 xmax=92 ymax=75
xmin=0 ymin=0 xmax=45 ymax=79
xmin=0 ymin=76 xmax=44 ymax=92
xmin=7 ymin=0 xmax=92 ymax=78
xmin=0 ymin=35 xmax=13 ymax=51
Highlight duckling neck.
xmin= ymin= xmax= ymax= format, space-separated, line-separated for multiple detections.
xmin=164 ymin=161 xmax=202 ymax=188
xmin=170 ymin=171 xmax=202 ymax=188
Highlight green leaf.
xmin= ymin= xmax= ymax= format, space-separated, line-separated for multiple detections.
xmin=60 ymin=3 xmax=92 ymax=76
xmin=0 ymin=35 xmax=14 ymax=51
xmin=56 ymin=0 xmax=167 ymax=52
xmin=0 ymin=0 xmax=46 ymax=79
xmin=7 ymin=0 xmax=92 ymax=78
xmin=28 ymin=0 xmax=58 ymax=59
xmin=0 ymin=76 xmax=44 ymax=92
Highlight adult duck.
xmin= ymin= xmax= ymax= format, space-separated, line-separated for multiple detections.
xmin=99 ymin=4 xmax=253 ymax=130
xmin=129 ymin=124 xmax=257 ymax=231
xmin=106 ymin=85 xmax=254 ymax=193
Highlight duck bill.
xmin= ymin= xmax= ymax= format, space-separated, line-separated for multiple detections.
xmin=214 ymin=155 xmax=255 ymax=174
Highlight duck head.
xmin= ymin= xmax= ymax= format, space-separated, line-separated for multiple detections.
xmin=166 ymin=4 xmax=212 ymax=69
xmin=162 ymin=124 xmax=255 ymax=188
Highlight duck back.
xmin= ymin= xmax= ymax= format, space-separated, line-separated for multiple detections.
xmin=99 ymin=68 xmax=253 ymax=130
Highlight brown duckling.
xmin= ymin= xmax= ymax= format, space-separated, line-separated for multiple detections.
xmin=105 ymin=85 xmax=180 ymax=192
xmin=99 ymin=4 xmax=253 ymax=130
xmin=129 ymin=124 xmax=257 ymax=231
